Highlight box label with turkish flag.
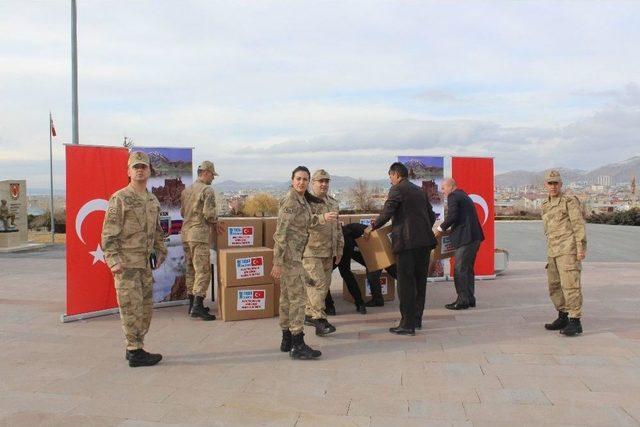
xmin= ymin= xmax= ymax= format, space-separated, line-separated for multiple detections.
xmin=235 ymin=256 xmax=264 ymax=279
xmin=237 ymin=289 xmax=266 ymax=310
xmin=228 ymin=226 xmax=255 ymax=247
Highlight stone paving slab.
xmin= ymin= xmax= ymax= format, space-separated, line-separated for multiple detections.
xmin=1 ymin=247 xmax=640 ymax=426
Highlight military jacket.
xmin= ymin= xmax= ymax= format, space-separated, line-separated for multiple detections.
xmin=303 ymin=195 xmax=344 ymax=258
xmin=541 ymin=193 xmax=587 ymax=257
xmin=273 ymin=189 xmax=326 ymax=267
xmin=101 ymin=184 xmax=168 ymax=269
xmin=180 ymin=179 xmax=217 ymax=243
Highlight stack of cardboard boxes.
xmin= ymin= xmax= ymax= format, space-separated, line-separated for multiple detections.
xmin=216 ymin=218 xmax=277 ymax=321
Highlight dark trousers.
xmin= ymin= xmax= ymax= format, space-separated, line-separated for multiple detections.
xmin=453 ymin=240 xmax=482 ymax=305
xmin=396 ymin=246 xmax=431 ymax=329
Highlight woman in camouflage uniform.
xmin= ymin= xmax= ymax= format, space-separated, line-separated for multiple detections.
xmin=270 ymin=166 xmax=338 ymax=359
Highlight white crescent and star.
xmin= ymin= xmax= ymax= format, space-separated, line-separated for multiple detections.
xmin=75 ymin=199 xmax=109 ymax=264
xmin=469 ymin=194 xmax=489 ymax=225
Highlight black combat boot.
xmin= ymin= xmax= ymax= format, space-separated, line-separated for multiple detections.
xmin=304 ymin=315 xmax=314 ymax=326
xmin=188 ymin=294 xmax=210 ymax=315
xmin=314 ymin=318 xmax=336 ymax=336
xmin=355 ymin=303 xmax=367 ymax=314
xmin=290 ymin=332 xmax=321 ymax=359
xmin=560 ymin=318 xmax=583 ymax=336
xmin=280 ymin=329 xmax=292 ymax=352
xmin=128 ymin=349 xmax=162 ymax=367
xmin=544 ymin=311 xmax=569 ymax=330
xmin=190 ymin=296 xmax=216 ymax=321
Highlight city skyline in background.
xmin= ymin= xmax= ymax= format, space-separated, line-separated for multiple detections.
xmin=1 ymin=1 xmax=639 ymax=189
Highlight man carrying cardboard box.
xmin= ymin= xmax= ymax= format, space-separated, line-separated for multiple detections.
xmin=364 ymin=162 xmax=436 ymax=335
xmin=303 ymin=169 xmax=344 ymax=336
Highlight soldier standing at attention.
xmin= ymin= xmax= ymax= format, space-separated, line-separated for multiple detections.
xmin=180 ymin=160 xmax=220 ymax=321
xmin=270 ymin=166 xmax=338 ymax=359
xmin=541 ymin=170 xmax=587 ymax=337
xmin=303 ymin=169 xmax=344 ymax=336
xmin=102 ymin=151 xmax=168 ymax=367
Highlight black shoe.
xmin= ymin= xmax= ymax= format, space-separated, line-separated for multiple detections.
xmin=128 ymin=349 xmax=162 ymax=367
xmin=469 ymin=301 xmax=476 ymax=308
xmin=304 ymin=315 xmax=315 ymax=326
xmin=188 ymin=294 xmax=211 ymax=314
xmin=445 ymin=302 xmax=469 ymax=310
xmin=560 ymin=318 xmax=583 ymax=336
xmin=314 ymin=318 xmax=336 ymax=336
xmin=389 ymin=326 xmax=415 ymax=336
xmin=190 ymin=296 xmax=216 ymax=320
xmin=325 ymin=305 xmax=336 ymax=316
xmin=545 ymin=311 xmax=569 ymax=330
xmin=415 ymin=320 xmax=422 ymax=330
xmin=365 ymin=299 xmax=384 ymax=307
xmin=290 ymin=332 xmax=321 ymax=359
xmin=356 ymin=304 xmax=367 ymax=314
xmin=280 ymin=330 xmax=292 ymax=352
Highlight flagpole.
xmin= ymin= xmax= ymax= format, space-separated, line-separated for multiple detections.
xmin=49 ymin=112 xmax=55 ymax=244
xmin=71 ymin=0 xmax=79 ymax=145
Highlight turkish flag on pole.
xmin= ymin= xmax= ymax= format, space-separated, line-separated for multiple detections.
xmin=451 ymin=157 xmax=495 ymax=276
xmin=50 ymin=116 xmax=56 ymax=137
xmin=65 ymin=145 xmax=129 ymax=316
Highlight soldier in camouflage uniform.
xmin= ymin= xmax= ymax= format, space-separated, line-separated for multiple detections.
xmin=271 ymin=166 xmax=338 ymax=359
xmin=180 ymin=160 xmax=219 ymax=321
xmin=303 ymin=169 xmax=344 ymax=336
xmin=102 ymin=151 xmax=168 ymax=367
xmin=0 ymin=199 xmax=16 ymax=230
xmin=541 ymin=170 xmax=587 ymax=337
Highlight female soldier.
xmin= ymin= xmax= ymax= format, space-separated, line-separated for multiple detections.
xmin=271 ymin=166 xmax=338 ymax=359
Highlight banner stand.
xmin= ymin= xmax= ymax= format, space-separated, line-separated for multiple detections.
xmin=61 ymin=300 xmax=189 ymax=323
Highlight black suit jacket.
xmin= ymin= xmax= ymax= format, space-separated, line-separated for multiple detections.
xmin=440 ymin=188 xmax=485 ymax=248
xmin=372 ymin=179 xmax=436 ymax=253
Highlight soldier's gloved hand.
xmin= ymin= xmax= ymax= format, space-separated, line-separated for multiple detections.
xmin=111 ymin=263 xmax=123 ymax=274
xmin=324 ymin=212 xmax=338 ymax=222
xmin=577 ymin=252 xmax=585 ymax=261
xmin=271 ymin=265 xmax=282 ymax=280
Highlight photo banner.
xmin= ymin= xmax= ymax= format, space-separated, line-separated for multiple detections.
xmin=65 ymin=145 xmax=129 ymax=318
xmin=397 ymin=156 xmax=446 ymax=278
xmin=451 ymin=156 xmax=495 ymax=276
xmin=136 ymin=147 xmax=193 ymax=303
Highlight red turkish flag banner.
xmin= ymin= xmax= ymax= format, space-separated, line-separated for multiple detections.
xmin=65 ymin=145 xmax=129 ymax=316
xmin=451 ymin=157 xmax=495 ymax=276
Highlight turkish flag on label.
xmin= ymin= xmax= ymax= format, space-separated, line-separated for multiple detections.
xmin=451 ymin=157 xmax=495 ymax=276
xmin=242 ymin=227 xmax=253 ymax=235
xmin=251 ymin=257 xmax=263 ymax=266
xmin=65 ymin=145 xmax=129 ymax=316
xmin=253 ymin=290 xmax=265 ymax=299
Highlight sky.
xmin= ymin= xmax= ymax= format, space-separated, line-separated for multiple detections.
xmin=1 ymin=0 xmax=639 ymax=189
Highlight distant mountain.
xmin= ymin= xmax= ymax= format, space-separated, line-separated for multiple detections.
xmin=496 ymin=156 xmax=640 ymax=187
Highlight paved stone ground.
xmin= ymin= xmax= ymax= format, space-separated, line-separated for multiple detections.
xmin=1 ymin=232 xmax=640 ymax=426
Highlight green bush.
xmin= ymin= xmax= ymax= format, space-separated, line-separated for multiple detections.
xmin=587 ymin=208 xmax=640 ymax=226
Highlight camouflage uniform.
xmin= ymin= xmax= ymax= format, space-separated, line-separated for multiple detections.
xmin=541 ymin=171 xmax=587 ymax=319
xmin=102 ymin=152 xmax=167 ymax=351
xmin=303 ymin=172 xmax=344 ymax=320
xmin=0 ymin=200 xmax=15 ymax=229
xmin=180 ymin=162 xmax=218 ymax=298
xmin=274 ymin=188 xmax=325 ymax=335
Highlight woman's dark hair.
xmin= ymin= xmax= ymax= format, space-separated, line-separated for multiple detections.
xmin=291 ymin=166 xmax=325 ymax=204
xmin=388 ymin=162 xmax=409 ymax=178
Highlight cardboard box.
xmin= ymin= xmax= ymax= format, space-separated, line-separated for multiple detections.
xmin=431 ymin=221 xmax=455 ymax=260
xmin=218 ymin=247 xmax=274 ymax=287
xmin=262 ymin=217 xmax=277 ymax=249
xmin=342 ymin=214 xmax=377 ymax=226
xmin=355 ymin=224 xmax=395 ymax=271
xmin=342 ymin=270 xmax=395 ymax=303
xmin=219 ymin=282 xmax=275 ymax=321
xmin=216 ymin=218 xmax=263 ymax=250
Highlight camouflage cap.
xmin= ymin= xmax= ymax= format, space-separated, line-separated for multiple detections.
xmin=128 ymin=151 xmax=150 ymax=167
xmin=198 ymin=160 xmax=218 ymax=176
xmin=544 ymin=169 xmax=562 ymax=183
xmin=312 ymin=169 xmax=331 ymax=181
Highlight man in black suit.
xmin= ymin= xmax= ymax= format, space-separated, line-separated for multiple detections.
xmin=364 ymin=162 xmax=436 ymax=336
xmin=435 ymin=178 xmax=485 ymax=310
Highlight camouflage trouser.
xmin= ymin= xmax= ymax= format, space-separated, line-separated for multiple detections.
xmin=114 ymin=268 xmax=153 ymax=351
xmin=183 ymin=241 xmax=211 ymax=297
xmin=546 ymin=254 xmax=583 ymax=318
xmin=303 ymin=257 xmax=333 ymax=320
xmin=279 ymin=260 xmax=306 ymax=335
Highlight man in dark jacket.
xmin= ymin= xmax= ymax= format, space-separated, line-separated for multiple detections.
xmin=364 ymin=162 xmax=436 ymax=335
xmin=436 ymin=178 xmax=485 ymax=310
